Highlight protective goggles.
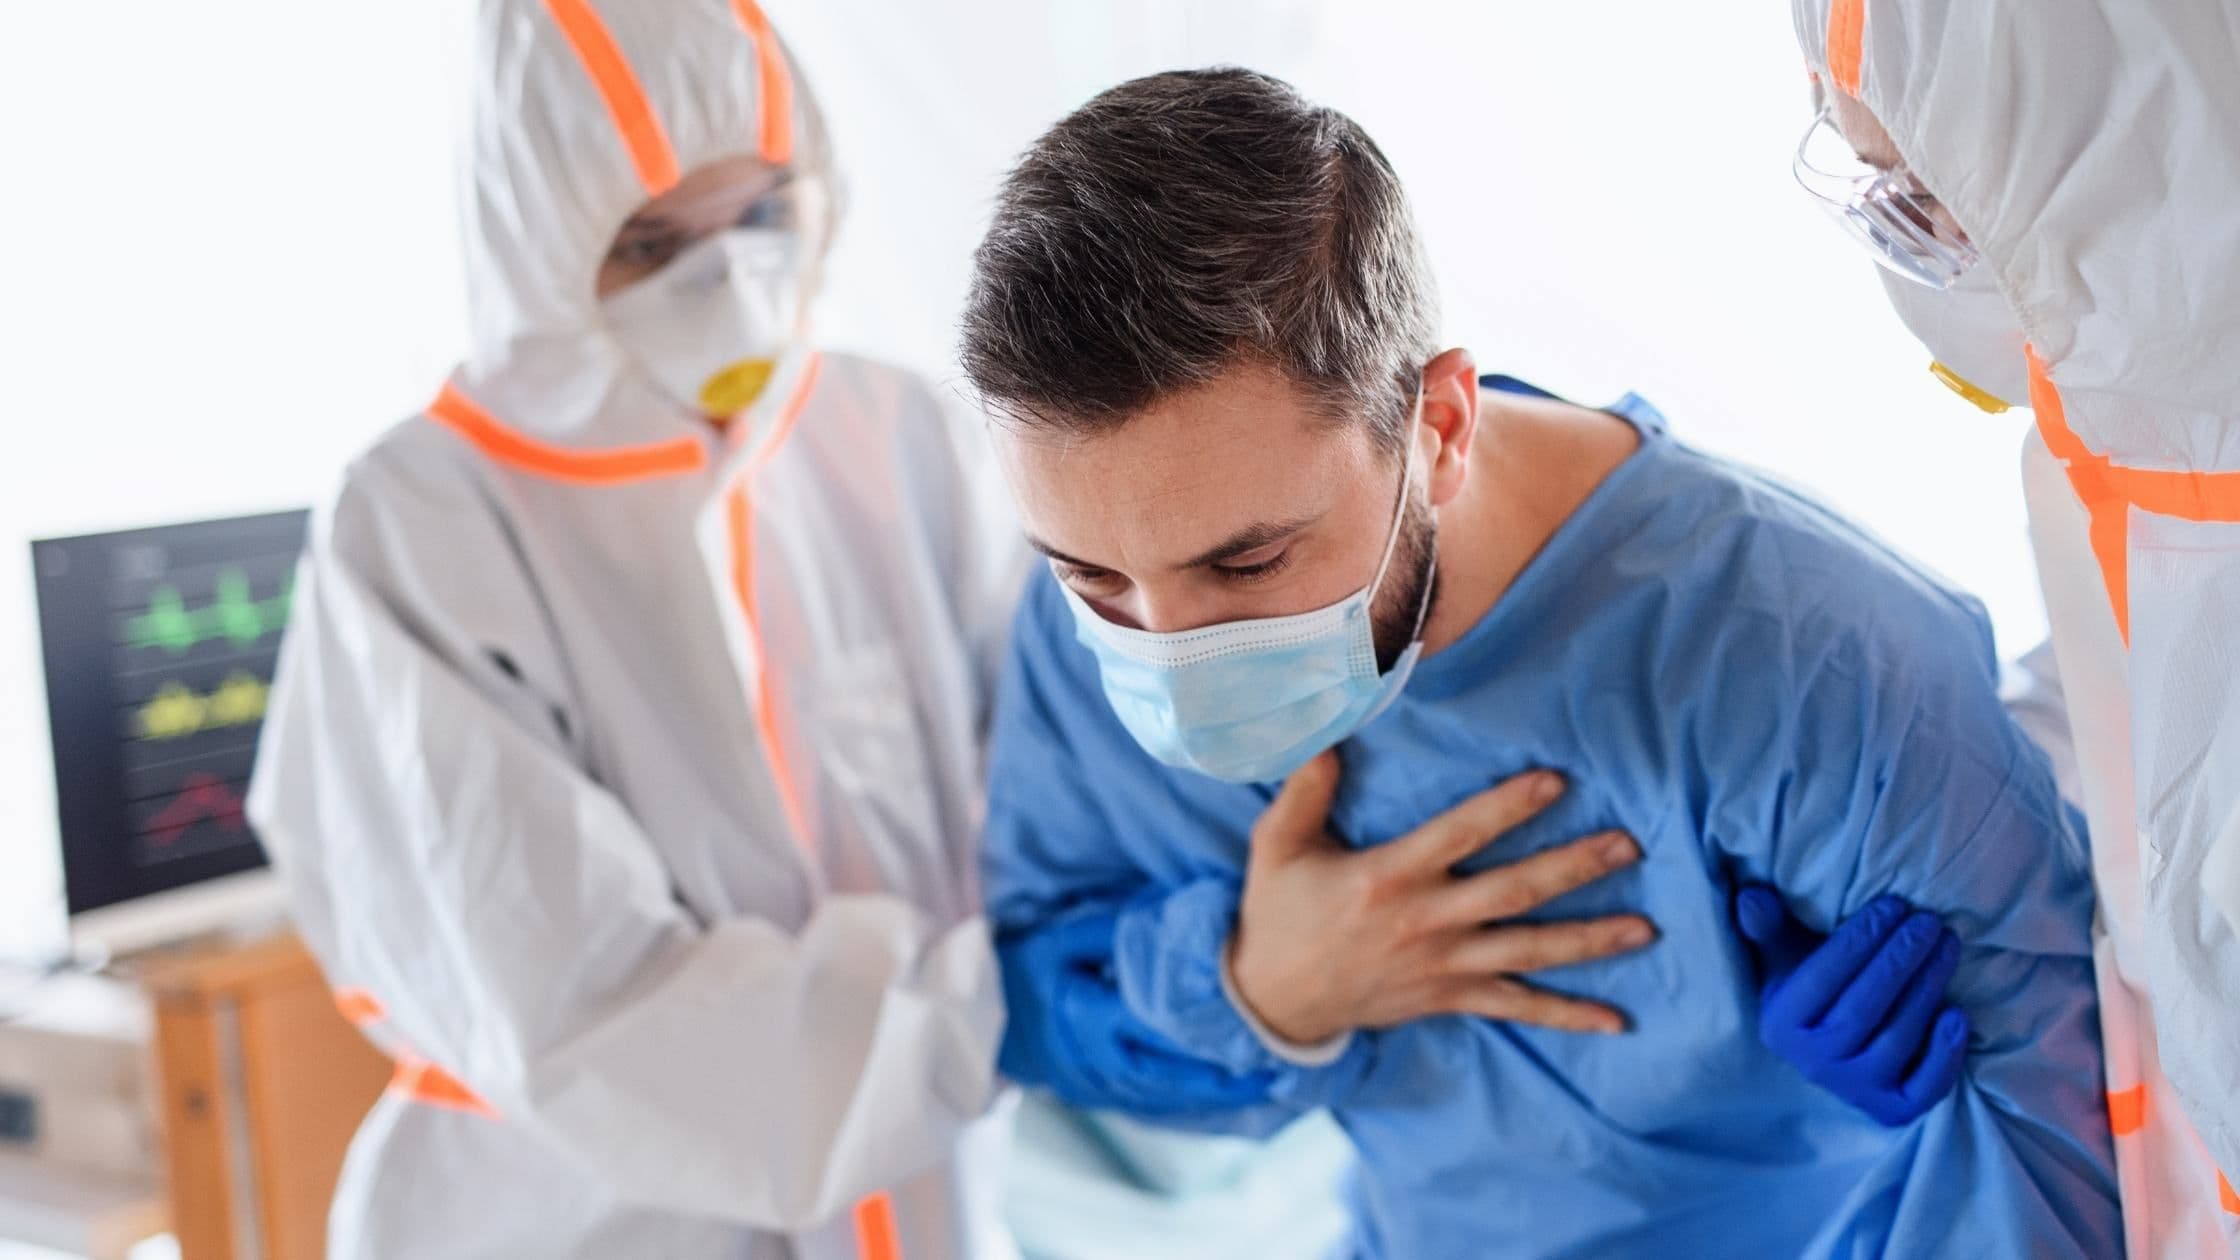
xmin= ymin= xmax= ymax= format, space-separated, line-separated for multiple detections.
xmin=603 ymin=174 xmax=828 ymax=293
xmin=1793 ymin=106 xmax=1978 ymax=290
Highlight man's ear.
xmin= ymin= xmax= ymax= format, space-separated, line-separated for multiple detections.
xmin=1419 ymin=347 xmax=1479 ymax=508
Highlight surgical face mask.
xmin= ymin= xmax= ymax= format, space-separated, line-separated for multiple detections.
xmin=1059 ymin=421 xmax=1436 ymax=785
xmin=1879 ymin=264 xmax=2031 ymax=413
xmin=602 ymin=227 xmax=806 ymax=418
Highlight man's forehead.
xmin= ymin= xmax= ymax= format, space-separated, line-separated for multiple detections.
xmin=998 ymin=410 xmax=1335 ymax=520
xmin=993 ymin=381 xmax=1369 ymax=566
xmin=1000 ymin=367 xmax=1352 ymax=480
xmin=1000 ymin=423 xmax=1252 ymax=522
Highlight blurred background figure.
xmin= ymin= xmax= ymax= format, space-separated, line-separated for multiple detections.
xmin=246 ymin=0 xmax=1037 ymax=1257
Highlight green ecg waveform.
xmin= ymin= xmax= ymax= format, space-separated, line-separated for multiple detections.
xmin=128 ymin=570 xmax=294 ymax=655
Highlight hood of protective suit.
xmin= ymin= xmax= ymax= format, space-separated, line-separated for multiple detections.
xmin=1792 ymin=0 xmax=2240 ymax=471
xmin=455 ymin=0 xmax=835 ymax=445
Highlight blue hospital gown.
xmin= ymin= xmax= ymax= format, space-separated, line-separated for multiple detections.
xmin=983 ymin=379 xmax=2121 ymax=1259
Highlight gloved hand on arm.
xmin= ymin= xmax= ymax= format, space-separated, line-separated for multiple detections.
xmin=997 ymin=906 xmax=1276 ymax=1115
xmin=1736 ymin=885 xmax=1971 ymax=1126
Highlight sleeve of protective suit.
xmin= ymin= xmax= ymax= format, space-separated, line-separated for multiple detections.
xmin=249 ymin=451 xmax=1003 ymax=1231
xmin=1711 ymin=605 xmax=2122 ymax=1258
xmin=983 ymin=574 xmax=1372 ymax=1135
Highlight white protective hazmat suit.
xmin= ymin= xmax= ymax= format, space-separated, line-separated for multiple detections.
xmin=1791 ymin=1 xmax=2240 ymax=1254
xmin=247 ymin=1 xmax=1023 ymax=1256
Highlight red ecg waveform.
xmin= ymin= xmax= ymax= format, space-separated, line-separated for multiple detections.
xmin=145 ymin=774 xmax=247 ymax=847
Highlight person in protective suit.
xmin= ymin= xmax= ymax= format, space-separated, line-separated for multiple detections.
xmin=1788 ymin=1 xmax=2240 ymax=1252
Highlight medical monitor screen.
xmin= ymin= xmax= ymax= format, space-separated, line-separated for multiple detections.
xmin=33 ymin=510 xmax=308 ymax=916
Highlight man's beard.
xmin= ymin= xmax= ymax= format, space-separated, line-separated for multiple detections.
xmin=1370 ymin=494 xmax=1437 ymax=673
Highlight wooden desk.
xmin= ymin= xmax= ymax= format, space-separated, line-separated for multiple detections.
xmin=138 ymin=935 xmax=387 ymax=1260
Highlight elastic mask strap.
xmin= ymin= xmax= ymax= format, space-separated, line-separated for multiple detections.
xmin=1364 ymin=386 xmax=1426 ymax=598
xmin=1404 ymin=551 xmax=1438 ymax=643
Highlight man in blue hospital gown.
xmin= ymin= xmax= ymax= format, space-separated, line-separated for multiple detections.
xmin=964 ymin=68 xmax=2120 ymax=1258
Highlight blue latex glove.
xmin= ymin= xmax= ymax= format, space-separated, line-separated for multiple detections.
xmin=997 ymin=906 xmax=1276 ymax=1116
xmin=1735 ymin=885 xmax=1972 ymax=1127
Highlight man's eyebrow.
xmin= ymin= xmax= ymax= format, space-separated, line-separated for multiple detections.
xmin=1024 ymin=535 xmax=1098 ymax=570
xmin=1179 ymin=513 xmax=1323 ymax=570
xmin=1023 ymin=512 xmax=1323 ymax=574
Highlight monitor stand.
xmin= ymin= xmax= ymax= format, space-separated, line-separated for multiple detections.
xmin=70 ymin=869 xmax=286 ymax=968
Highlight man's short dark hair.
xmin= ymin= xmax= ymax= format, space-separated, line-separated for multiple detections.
xmin=961 ymin=67 xmax=1440 ymax=450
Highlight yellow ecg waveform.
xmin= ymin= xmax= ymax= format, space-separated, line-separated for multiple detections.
xmin=136 ymin=673 xmax=270 ymax=741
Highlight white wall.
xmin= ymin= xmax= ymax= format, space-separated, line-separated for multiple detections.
xmin=0 ymin=1 xmax=2044 ymax=961
xmin=0 ymin=3 xmax=471 ymax=958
